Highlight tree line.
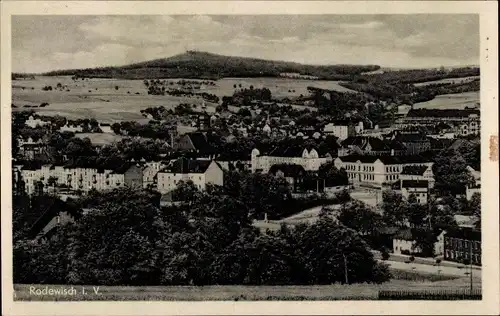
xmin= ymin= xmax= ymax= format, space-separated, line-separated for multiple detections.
xmin=13 ymin=185 xmax=390 ymax=286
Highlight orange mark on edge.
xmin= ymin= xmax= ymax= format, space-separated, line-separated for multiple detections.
xmin=489 ymin=135 xmax=498 ymax=161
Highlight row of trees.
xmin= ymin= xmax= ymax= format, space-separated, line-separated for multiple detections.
xmin=13 ymin=188 xmax=391 ymax=285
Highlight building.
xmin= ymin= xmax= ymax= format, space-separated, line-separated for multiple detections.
xmin=399 ymin=165 xmax=435 ymax=189
xmin=393 ymin=228 xmax=445 ymax=256
xmin=403 ymin=108 xmax=480 ymax=124
xmin=444 ymin=228 xmax=481 ymax=265
xmin=323 ymin=121 xmax=363 ymax=140
xmin=391 ymin=131 xmax=431 ymax=155
xmin=156 ymin=158 xmax=223 ymax=194
xmin=27 ymin=199 xmax=78 ymax=240
xmin=142 ymin=161 xmax=165 ymax=189
xmin=60 ymin=123 xmax=83 ymax=133
xmin=17 ymin=137 xmax=48 ymax=160
xmin=466 ymin=166 xmax=481 ymax=200
xmin=19 ymin=163 xmax=143 ymax=195
xmin=401 ymin=109 xmax=480 ymax=136
xmin=338 ymin=136 xmax=405 ymax=157
xmin=99 ymin=123 xmax=113 ymax=133
xmin=25 ymin=116 xmax=49 ymax=128
xmin=251 ymin=145 xmax=332 ymax=174
xmin=268 ymin=164 xmax=306 ymax=192
xmin=334 ymin=155 xmax=433 ymax=188
xmin=175 ymin=132 xmax=215 ymax=157
xmin=400 ymin=180 xmax=429 ymax=204
xmin=196 ymin=112 xmax=211 ymax=130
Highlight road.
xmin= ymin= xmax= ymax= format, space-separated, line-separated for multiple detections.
xmin=382 ymin=260 xmax=481 ymax=279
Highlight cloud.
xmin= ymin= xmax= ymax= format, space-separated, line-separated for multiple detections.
xmin=11 ymin=15 xmax=479 ymax=73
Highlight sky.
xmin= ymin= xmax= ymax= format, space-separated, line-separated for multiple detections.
xmin=12 ymin=15 xmax=479 ymax=73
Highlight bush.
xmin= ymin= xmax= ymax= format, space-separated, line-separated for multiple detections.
xmin=381 ymin=250 xmax=390 ymax=260
xmin=401 ymin=250 xmax=411 ymax=255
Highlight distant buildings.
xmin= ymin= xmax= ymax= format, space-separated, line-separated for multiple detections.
xmin=338 ymin=136 xmax=406 ymax=157
xmin=156 ymin=158 xmax=223 ymax=194
xmin=25 ymin=116 xmax=49 ymax=128
xmin=390 ymin=131 xmax=431 ymax=155
xmin=279 ymin=73 xmax=319 ymax=80
xmin=401 ymin=109 xmax=480 ymax=136
xmin=60 ymin=123 xmax=83 ymax=133
xmin=17 ymin=137 xmax=48 ymax=160
xmin=323 ymin=121 xmax=363 ymax=140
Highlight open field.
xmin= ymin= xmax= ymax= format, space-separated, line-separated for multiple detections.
xmin=14 ymin=277 xmax=480 ymax=301
xmin=215 ymin=77 xmax=357 ymax=97
xmin=12 ymin=76 xmax=218 ymax=122
xmin=413 ymin=76 xmax=480 ymax=87
xmin=12 ymin=76 xmax=353 ymax=122
xmin=413 ymin=91 xmax=480 ymax=110
xmin=74 ymin=133 xmax=125 ymax=146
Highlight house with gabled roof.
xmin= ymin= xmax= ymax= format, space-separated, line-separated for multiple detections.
xmin=156 ymin=158 xmax=223 ymax=194
xmin=399 ymin=164 xmax=435 ymax=188
xmin=175 ymin=132 xmax=215 ymax=158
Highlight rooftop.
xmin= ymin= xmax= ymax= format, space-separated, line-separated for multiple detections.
xmin=406 ymin=109 xmax=480 ymax=118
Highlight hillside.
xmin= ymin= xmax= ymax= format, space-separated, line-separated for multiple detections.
xmin=42 ymin=51 xmax=381 ymax=80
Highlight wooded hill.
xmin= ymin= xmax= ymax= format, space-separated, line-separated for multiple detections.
xmin=41 ymin=51 xmax=381 ymax=80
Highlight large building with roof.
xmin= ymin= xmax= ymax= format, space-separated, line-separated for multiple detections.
xmin=333 ymin=154 xmax=433 ymax=188
xmin=444 ymin=228 xmax=481 ymax=265
xmin=156 ymin=158 xmax=223 ymax=194
xmin=338 ymin=136 xmax=406 ymax=157
xmin=399 ymin=164 xmax=435 ymax=188
xmin=19 ymin=163 xmax=143 ymax=195
xmin=401 ymin=109 xmax=480 ymax=136
xmin=251 ymin=144 xmax=333 ymax=174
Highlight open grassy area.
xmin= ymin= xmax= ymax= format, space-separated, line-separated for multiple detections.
xmin=14 ymin=276 xmax=480 ymax=301
xmin=413 ymin=76 xmax=480 ymax=87
xmin=74 ymin=133 xmax=125 ymax=146
xmin=12 ymin=76 xmax=354 ymax=122
xmin=12 ymin=76 xmax=218 ymax=122
xmin=413 ymin=91 xmax=479 ymax=110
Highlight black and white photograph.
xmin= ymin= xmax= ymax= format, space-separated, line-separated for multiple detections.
xmin=1 ymin=1 xmax=499 ymax=315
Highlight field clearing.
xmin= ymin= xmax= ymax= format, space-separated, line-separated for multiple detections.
xmin=413 ymin=91 xmax=480 ymax=110
xmin=12 ymin=76 xmax=218 ymax=122
xmin=413 ymin=76 xmax=480 ymax=87
xmin=14 ymin=277 xmax=480 ymax=301
xmin=212 ymin=78 xmax=358 ymax=97
xmin=12 ymin=76 xmax=351 ymax=121
xmin=74 ymin=133 xmax=125 ymax=146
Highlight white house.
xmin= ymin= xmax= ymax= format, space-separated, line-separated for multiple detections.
xmin=400 ymin=180 xmax=429 ymax=204
xmin=399 ymin=165 xmax=435 ymax=189
xmin=60 ymin=123 xmax=83 ymax=133
xmin=156 ymin=158 xmax=224 ymax=194
xmin=99 ymin=123 xmax=113 ymax=133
